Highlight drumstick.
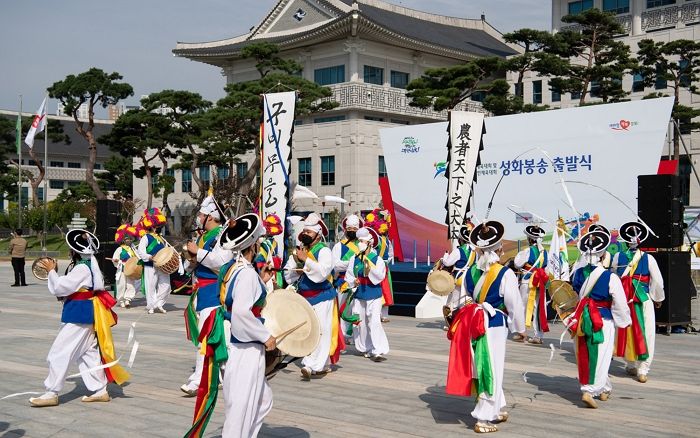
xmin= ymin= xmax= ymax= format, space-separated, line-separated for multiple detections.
xmin=275 ymin=320 xmax=307 ymax=342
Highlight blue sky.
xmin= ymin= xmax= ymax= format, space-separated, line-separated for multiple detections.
xmin=0 ymin=0 xmax=549 ymax=116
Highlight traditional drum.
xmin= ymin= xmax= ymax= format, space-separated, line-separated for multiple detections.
xmin=32 ymin=257 xmax=58 ymax=281
xmin=427 ymin=260 xmax=455 ymax=297
xmin=547 ymin=280 xmax=579 ymax=321
xmin=152 ymin=246 xmax=180 ymax=275
xmin=261 ymin=289 xmax=320 ymax=358
xmin=123 ymin=257 xmax=143 ymax=280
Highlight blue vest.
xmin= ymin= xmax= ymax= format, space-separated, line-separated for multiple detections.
xmin=61 ymin=261 xmax=95 ymax=325
xmin=224 ymin=267 xmax=267 ymax=344
xmin=454 ymin=245 xmax=473 ymax=271
xmin=572 ymin=266 xmax=613 ymax=319
xmin=296 ymin=244 xmax=336 ymax=305
xmin=465 ymin=264 xmax=509 ymax=328
xmin=522 ymin=246 xmax=548 ymax=280
xmin=352 ymin=251 xmax=383 ymax=301
xmin=194 ymin=230 xmax=222 ymax=311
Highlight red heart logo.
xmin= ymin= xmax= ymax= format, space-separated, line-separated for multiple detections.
xmin=619 ymin=119 xmax=630 ymax=130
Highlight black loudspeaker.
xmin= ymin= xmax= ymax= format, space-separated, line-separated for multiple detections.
xmin=96 ymin=199 xmax=122 ymax=243
xmin=99 ymin=242 xmax=119 ymax=289
xmin=650 ymin=251 xmax=693 ymax=328
xmin=638 ymin=175 xmax=684 ymax=248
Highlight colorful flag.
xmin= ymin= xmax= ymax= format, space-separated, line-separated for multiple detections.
xmin=15 ymin=113 xmax=21 ymax=153
xmin=548 ymin=217 xmax=570 ymax=281
xmin=25 ymin=97 xmax=47 ymax=149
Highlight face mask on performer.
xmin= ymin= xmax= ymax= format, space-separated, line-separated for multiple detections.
xmin=358 ymin=241 xmax=368 ymax=253
xmin=346 ymin=230 xmax=357 ymax=241
xmin=299 ymin=232 xmax=316 ymax=247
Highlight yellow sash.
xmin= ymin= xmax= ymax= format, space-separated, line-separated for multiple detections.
xmin=92 ymin=295 xmax=129 ymax=385
xmin=477 ymin=264 xmax=504 ymax=304
xmin=525 ymin=252 xmax=545 ymax=327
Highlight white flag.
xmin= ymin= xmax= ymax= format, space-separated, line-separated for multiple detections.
xmin=25 ymin=97 xmax=47 ymax=148
xmin=548 ymin=221 xmax=570 ymax=281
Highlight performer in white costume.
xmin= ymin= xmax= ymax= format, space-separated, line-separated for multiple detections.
xmin=180 ymin=195 xmax=232 ymax=396
xmin=446 ymin=220 xmax=525 ymax=433
xmin=513 ymin=225 xmax=550 ymax=344
xmin=610 ymin=221 xmax=664 ymax=383
xmin=136 ymin=208 xmax=171 ymax=314
xmin=332 ymin=214 xmax=363 ymax=342
xmin=441 ymin=222 xmax=477 ymax=311
xmin=219 ymin=213 xmax=276 ymax=438
xmin=569 ymin=230 xmax=631 ymax=409
xmin=29 ymin=229 xmax=129 ymax=407
xmin=345 ymin=227 xmax=390 ymax=361
xmin=284 ymin=213 xmax=341 ymax=379
xmin=111 ymin=223 xmax=140 ymax=308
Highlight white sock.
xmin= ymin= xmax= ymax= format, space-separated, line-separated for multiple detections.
xmin=92 ymin=388 xmax=107 ymax=397
xmin=39 ymin=391 xmax=57 ymax=399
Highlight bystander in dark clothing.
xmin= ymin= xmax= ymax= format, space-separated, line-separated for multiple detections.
xmin=9 ymin=229 xmax=28 ymax=286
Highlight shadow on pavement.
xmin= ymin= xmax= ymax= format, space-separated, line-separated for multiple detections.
xmin=419 ymin=385 xmax=473 ymax=429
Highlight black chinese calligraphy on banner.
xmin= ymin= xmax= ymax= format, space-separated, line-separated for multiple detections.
xmin=261 ymin=91 xmax=296 ymax=251
xmin=445 ymin=112 xmax=485 ymax=240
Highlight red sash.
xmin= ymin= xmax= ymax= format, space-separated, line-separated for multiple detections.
xmin=299 ymin=290 xmax=323 ymax=299
xmin=531 ymin=268 xmax=550 ymax=333
xmin=445 ymin=304 xmax=485 ymax=396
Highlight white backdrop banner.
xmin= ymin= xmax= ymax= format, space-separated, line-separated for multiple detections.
xmin=261 ymin=91 xmax=296 ymax=251
xmin=446 ymin=112 xmax=484 ymax=239
xmin=379 ymin=97 xmax=674 ymax=246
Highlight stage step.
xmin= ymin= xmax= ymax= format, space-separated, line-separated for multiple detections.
xmin=388 ymin=263 xmax=430 ymax=318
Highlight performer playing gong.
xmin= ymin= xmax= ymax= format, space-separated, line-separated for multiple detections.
xmin=569 ymin=230 xmax=631 ymax=409
xmin=29 ymin=230 xmax=129 ymax=407
xmin=513 ymin=225 xmax=550 ymax=344
xmin=344 ymin=227 xmax=390 ymax=361
xmin=112 ymin=223 xmax=140 ymax=308
xmin=136 ymin=208 xmax=170 ymax=314
xmin=219 ymin=213 xmax=276 ymax=437
xmin=611 ymin=221 xmax=664 ymax=384
xmin=284 ymin=213 xmax=342 ymax=379
xmin=445 ymin=220 xmax=524 ymax=434
xmin=180 ymin=194 xmax=232 ymax=396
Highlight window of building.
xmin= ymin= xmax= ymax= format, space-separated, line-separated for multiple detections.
xmin=314 ymin=115 xmax=346 ymax=124
xmin=165 ymin=168 xmax=175 ymax=192
xmin=94 ymin=163 xmax=102 ymax=170
xmin=568 ymin=0 xmax=593 ymax=15
xmin=364 ymin=65 xmax=384 ymax=85
xmin=294 ymin=120 xmax=304 ymax=126
xmin=37 ymin=187 xmax=44 ymax=203
xmin=646 ymin=0 xmax=675 ymax=8
xmin=314 ymin=65 xmax=345 ymax=85
xmin=655 ymin=63 xmax=668 ymax=89
xmin=390 ymin=70 xmax=409 ymax=89
xmin=50 ymin=161 xmax=64 ymax=167
xmin=217 ymin=166 xmax=229 ymax=181
xmin=364 ymin=116 xmax=384 ymax=122
xmin=67 ymin=181 xmax=80 ymax=187
xmin=532 ymin=80 xmax=543 ymax=104
xmin=590 ymin=80 xmax=601 ymax=98
xmin=236 ymin=162 xmax=248 ymax=181
xmin=378 ymin=155 xmax=387 ymax=178
xmin=551 ymin=84 xmax=561 ymax=102
xmin=571 ymin=90 xmax=581 ymax=100
xmin=390 ymin=119 xmax=410 ymax=125
xmin=321 ymin=156 xmax=335 ymax=186
xmin=151 ymin=174 xmax=159 ymax=191
xmin=67 ymin=162 xmax=81 ymax=168
xmin=471 ymin=90 xmax=487 ymax=102
xmin=28 ymin=160 xmax=42 ymax=166
xmin=199 ymin=165 xmax=210 ymax=184
xmin=21 ymin=187 xmax=28 ymax=208
xmin=603 ymin=0 xmax=629 ymax=14
xmin=182 ymin=169 xmax=192 ymax=193
xmin=632 ymin=73 xmax=645 ymax=92
xmin=680 ymin=59 xmax=691 ymax=87
xmin=49 ymin=180 xmax=64 ymax=190
xmin=298 ymin=158 xmax=312 ymax=187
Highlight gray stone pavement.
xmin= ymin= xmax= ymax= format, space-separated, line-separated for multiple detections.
xmin=0 ymin=262 xmax=699 ymax=437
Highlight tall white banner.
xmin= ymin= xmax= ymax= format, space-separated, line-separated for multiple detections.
xmin=261 ymin=91 xmax=296 ymax=251
xmin=446 ymin=112 xmax=484 ymax=239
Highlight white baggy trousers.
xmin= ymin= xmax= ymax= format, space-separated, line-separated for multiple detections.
xmin=44 ymin=323 xmax=107 ymax=393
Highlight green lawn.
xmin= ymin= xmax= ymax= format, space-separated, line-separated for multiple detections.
xmin=0 ymin=234 xmax=70 ymax=257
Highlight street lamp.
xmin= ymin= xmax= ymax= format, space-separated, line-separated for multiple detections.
xmin=340 ymin=184 xmax=351 ymax=218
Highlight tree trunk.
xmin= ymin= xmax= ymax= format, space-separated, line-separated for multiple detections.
xmin=85 ymin=130 xmax=106 ymax=200
xmin=27 ymin=147 xmax=45 ymax=208
xmin=188 ymin=145 xmax=204 ymax=196
xmin=236 ymin=153 xmax=261 ymax=199
xmin=159 ymin=155 xmax=175 ymax=235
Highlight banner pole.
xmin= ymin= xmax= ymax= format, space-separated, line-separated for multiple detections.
xmin=18 ymin=95 xmax=22 ymax=229
xmin=42 ymin=93 xmax=48 ymax=254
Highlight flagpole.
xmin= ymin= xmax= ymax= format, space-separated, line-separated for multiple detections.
xmin=18 ymin=95 xmax=22 ymax=229
xmin=42 ymin=92 xmax=48 ymax=254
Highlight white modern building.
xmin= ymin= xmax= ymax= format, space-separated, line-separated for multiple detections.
xmin=513 ymin=0 xmax=700 ymax=204
xmin=133 ymin=0 xmax=520 ymax=232
xmin=0 ymin=110 xmax=117 ymax=209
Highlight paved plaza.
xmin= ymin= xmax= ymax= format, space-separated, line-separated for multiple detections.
xmin=0 ymin=262 xmax=699 ymax=437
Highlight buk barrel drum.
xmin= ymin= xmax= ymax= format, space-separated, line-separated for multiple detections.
xmin=123 ymin=257 xmax=143 ymax=280
xmin=426 ymin=260 xmax=455 ymax=297
xmin=548 ymin=280 xmax=579 ymax=321
xmin=152 ymin=246 xmax=180 ymax=275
